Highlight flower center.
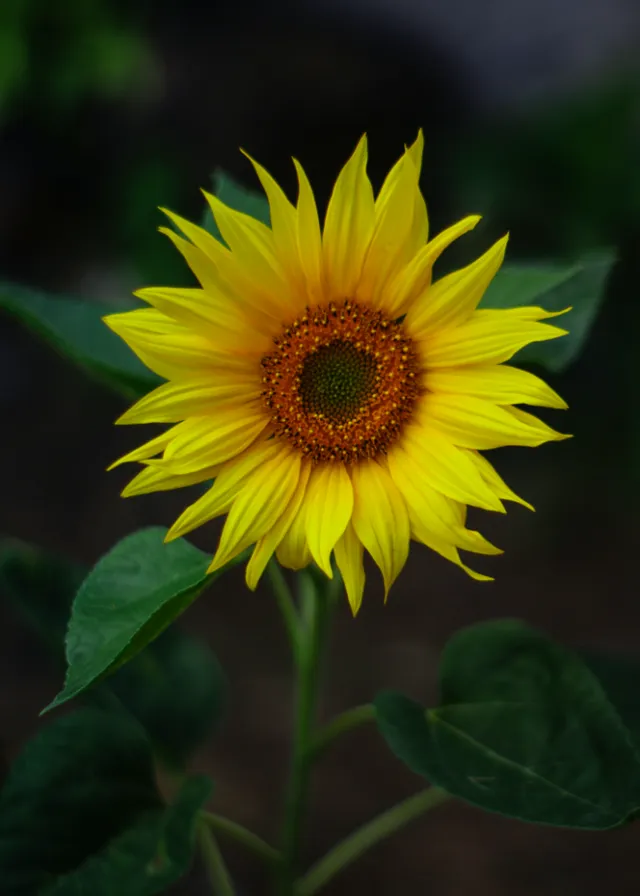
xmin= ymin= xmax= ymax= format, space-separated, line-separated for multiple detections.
xmin=261 ymin=300 xmax=422 ymax=463
xmin=299 ymin=341 xmax=377 ymax=424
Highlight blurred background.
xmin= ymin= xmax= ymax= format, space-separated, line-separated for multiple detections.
xmin=1 ymin=0 xmax=640 ymax=892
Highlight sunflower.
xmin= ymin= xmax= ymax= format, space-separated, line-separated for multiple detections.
xmin=105 ymin=134 xmax=569 ymax=613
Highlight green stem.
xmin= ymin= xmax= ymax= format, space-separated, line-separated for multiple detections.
xmin=198 ymin=820 xmax=235 ymax=896
xmin=268 ymin=560 xmax=301 ymax=661
xmin=200 ymin=810 xmax=281 ymax=866
xmin=277 ymin=569 xmax=326 ymax=894
xmin=308 ymin=704 xmax=376 ymax=761
xmin=296 ymin=787 xmax=450 ymax=896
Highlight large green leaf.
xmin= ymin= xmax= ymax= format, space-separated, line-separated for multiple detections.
xmin=42 ymin=775 xmax=211 ymax=896
xmin=480 ymin=251 xmax=615 ymax=371
xmin=0 ymin=708 xmax=210 ymax=895
xmin=44 ymin=527 xmax=242 ymax=713
xmin=0 ymin=709 xmax=159 ymax=894
xmin=580 ymin=651 xmax=640 ymax=748
xmin=201 ymin=169 xmax=271 ymax=243
xmin=1 ymin=537 xmax=227 ymax=765
xmin=375 ymin=620 xmax=640 ymax=829
xmin=0 ymin=283 xmax=159 ymax=398
xmin=111 ymin=627 xmax=227 ymax=768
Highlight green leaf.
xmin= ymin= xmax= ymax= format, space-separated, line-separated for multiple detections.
xmin=2 ymin=537 xmax=228 ymax=764
xmin=0 ymin=283 xmax=159 ymax=398
xmin=201 ymin=169 xmax=270 ymax=243
xmin=375 ymin=620 xmax=640 ymax=829
xmin=480 ymin=250 xmax=615 ymax=371
xmin=111 ymin=627 xmax=227 ymax=768
xmin=44 ymin=527 xmax=242 ymax=713
xmin=0 ymin=709 xmax=160 ymax=894
xmin=42 ymin=775 xmax=211 ymax=896
xmin=0 ymin=708 xmax=210 ymax=895
xmin=580 ymin=651 xmax=640 ymax=748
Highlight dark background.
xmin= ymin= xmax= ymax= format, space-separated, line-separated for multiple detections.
xmin=1 ymin=0 xmax=640 ymax=892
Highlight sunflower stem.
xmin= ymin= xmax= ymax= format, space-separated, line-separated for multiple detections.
xmin=198 ymin=819 xmax=235 ymax=896
xmin=200 ymin=811 xmax=281 ymax=866
xmin=268 ymin=560 xmax=301 ymax=662
xmin=277 ymin=567 xmax=328 ymax=894
xmin=296 ymin=787 xmax=450 ymax=896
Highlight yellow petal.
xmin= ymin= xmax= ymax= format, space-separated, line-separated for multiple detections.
xmin=385 ymin=215 xmax=481 ymax=318
xmin=420 ymin=307 xmax=568 ymax=368
xmin=158 ymin=227 xmax=279 ymax=335
xmin=104 ymin=309 xmax=221 ymax=381
xmin=397 ymin=422 xmax=505 ymax=511
xmin=323 ymin=135 xmax=375 ymax=296
xmin=208 ymin=448 xmax=301 ymax=572
xmin=158 ymin=225 xmax=225 ymax=294
xmin=241 ymin=152 xmax=304 ymax=287
xmin=334 ymin=522 xmax=365 ymax=616
xmin=408 ymin=235 xmax=509 ymax=338
xmin=386 ymin=447 xmax=501 ymax=556
xmin=293 ymin=158 xmax=324 ymax=302
xmin=359 ymin=146 xmax=422 ymax=308
xmin=410 ymin=513 xmax=494 ymax=581
xmin=467 ymin=450 xmax=533 ymax=510
xmin=245 ymin=462 xmax=312 ymax=590
xmin=276 ymin=500 xmax=312 ymax=570
xmin=405 ymin=130 xmax=428 ymax=247
xmin=163 ymin=207 xmax=288 ymax=321
xmin=134 ymin=286 xmax=270 ymax=354
xmin=422 ymin=392 xmax=570 ymax=450
xmin=162 ymin=407 xmax=268 ymax=473
xmin=160 ymin=208 xmax=232 ymax=271
xmin=351 ymin=460 xmax=410 ymax=598
xmin=107 ymin=426 xmax=177 ymax=470
xmin=116 ymin=376 xmax=261 ymax=425
xmin=201 ymin=192 xmax=298 ymax=319
xmin=425 ymin=364 xmax=568 ymax=409
xmin=165 ymin=438 xmax=281 ymax=542
xmin=122 ymin=462 xmax=221 ymax=497
xmin=304 ymin=462 xmax=354 ymax=577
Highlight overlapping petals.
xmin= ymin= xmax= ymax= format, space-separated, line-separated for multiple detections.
xmin=107 ymin=133 xmax=569 ymax=614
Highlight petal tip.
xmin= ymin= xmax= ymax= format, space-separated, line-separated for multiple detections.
xmin=164 ymin=529 xmax=179 ymax=544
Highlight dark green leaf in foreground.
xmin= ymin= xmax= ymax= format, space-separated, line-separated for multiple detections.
xmin=0 ymin=708 xmax=210 ymax=895
xmin=480 ymin=251 xmax=615 ymax=371
xmin=375 ymin=620 xmax=640 ymax=829
xmin=42 ymin=775 xmax=211 ymax=896
xmin=0 ymin=709 xmax=158 ymax=894
xmin=201 ymin=168 xmax=270 ymax=243
xmin=0 ymin=283 xmax=159 ymax=398
xmin=1 ymin=537 xmax=227 ymax=764
xmin=580 ymin=651 xmax=640 ymax=749
xmin=111 ymin=627 xmax=227 ymax=768
xmin=44 ymin=527 xmax=241 ymax=713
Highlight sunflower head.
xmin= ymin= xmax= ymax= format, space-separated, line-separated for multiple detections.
xmin=105 ymin=133 xmax=569 ymax=614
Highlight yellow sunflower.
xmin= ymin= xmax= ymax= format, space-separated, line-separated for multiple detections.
xmin=105 ymin=133 xmax=569 ymax=613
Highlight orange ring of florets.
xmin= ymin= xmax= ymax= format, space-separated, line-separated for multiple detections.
xmin=260 ymin=300 xmax=422 ymax=463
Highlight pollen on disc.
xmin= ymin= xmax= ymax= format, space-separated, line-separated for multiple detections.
xmin=260 ymin=300 xmax=421 ymax=463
